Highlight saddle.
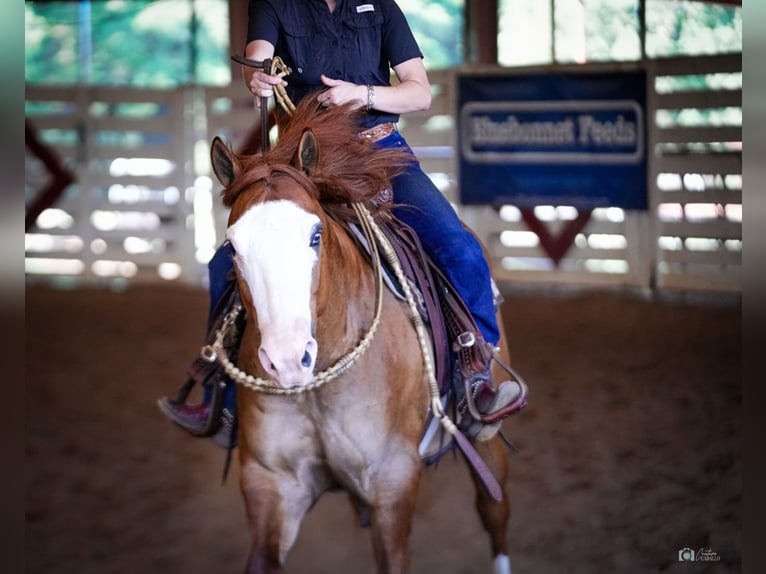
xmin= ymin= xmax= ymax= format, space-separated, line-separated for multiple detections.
xmin=359 ymin=213 xmax=511 ymax=458
xmin=374 ymin=217 xmax=492 ymax=383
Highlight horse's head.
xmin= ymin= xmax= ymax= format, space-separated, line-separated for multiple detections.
xmin=211 ymin=130 xmax=325 ymax=388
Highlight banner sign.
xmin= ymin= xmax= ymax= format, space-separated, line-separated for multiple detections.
xmin=457 ymin=70 xmax=647 ymax=210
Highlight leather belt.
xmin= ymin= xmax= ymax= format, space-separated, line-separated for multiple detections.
xmin=358 ymin=122 xmax=397 ymax=142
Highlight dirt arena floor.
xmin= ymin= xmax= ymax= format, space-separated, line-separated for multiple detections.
xmin=26 ymin=284 xmax=741 ymax=574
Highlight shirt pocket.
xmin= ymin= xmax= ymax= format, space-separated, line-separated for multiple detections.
xmin=342 ymin=9 xmax=384 ymax=63
xmin=281 ymin=21 xmax=319 ymax=78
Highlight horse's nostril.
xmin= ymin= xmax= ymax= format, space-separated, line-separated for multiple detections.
xmin=301 ymin=350 xmax=312 ymax=368
xmin=259 ymin=347 xmax=278 ymax=375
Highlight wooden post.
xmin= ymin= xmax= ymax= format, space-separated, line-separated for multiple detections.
xmin=228 ymin=0 xmax=250 ymax=82
xmin=465 ymin=0 xmax=498 ymax=65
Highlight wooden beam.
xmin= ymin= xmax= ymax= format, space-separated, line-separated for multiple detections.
xmin=464 ymin=0 xmax=498 ymax=65
xmin=228 ymin=0 xmax=249 ymax=81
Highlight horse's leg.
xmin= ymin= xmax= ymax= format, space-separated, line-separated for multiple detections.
xmin=239 ymin=460 xmax=315 ymax=574
xmin=470 ymin=435 xmax=512 ymax=574
xmin=367 ymin=451 xmax=423 ymax=574
xmin=469 ymin=303 xmax=514 ymax=574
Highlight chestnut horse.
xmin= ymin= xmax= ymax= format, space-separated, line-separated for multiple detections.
xmin=209 ymin=98 xmax=514 ymax=574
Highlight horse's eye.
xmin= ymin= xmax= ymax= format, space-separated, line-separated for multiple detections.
xmin=310 ymin=228 xmax=322 ymax=248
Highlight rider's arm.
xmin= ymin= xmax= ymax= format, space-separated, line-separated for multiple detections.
xmin=317 ymin=57 xmax=431 ymax=114
xmin=371 ymin=56 xmax=431 ymax=114
xmin=242 ymin=40 xmax=285 ymax=105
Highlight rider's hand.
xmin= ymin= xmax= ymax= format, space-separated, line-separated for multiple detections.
xmin=248 ymin=71 xmax=287 ymax=108
xmin=318 ymin=75 xmax=367 ymax=109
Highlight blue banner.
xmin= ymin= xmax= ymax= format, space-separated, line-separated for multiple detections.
xmin=457 ymin=70 xmax=647 ymax=210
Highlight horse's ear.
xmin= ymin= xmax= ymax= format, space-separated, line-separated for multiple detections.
xmin=210 ymin=137 xmax=242 ymax=187
xmin=294 ymin=129 xmax=319 ymax=175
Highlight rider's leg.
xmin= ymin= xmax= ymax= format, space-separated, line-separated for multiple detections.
xmin=377 ymin=131 xmax=526 ymax=437
xmin=207 ymin=242 xmax=236 ymax=323
xmin=157 ymin=242 xmax=238 ymax=445
xmin=377 ymin=134 xmax=498 ymax=344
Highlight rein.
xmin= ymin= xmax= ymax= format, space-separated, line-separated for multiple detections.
xmin=208 ymin=58 xmax=389 ymax=396
xmin=231 ymin=54 xmax=295 ymax=150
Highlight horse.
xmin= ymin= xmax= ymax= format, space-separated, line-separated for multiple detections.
xmin=208 ymin=96 xmax=515 ymax=574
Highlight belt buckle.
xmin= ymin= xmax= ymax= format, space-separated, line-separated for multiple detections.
xmin=361 ymin=123 xmax=395 ymax=142
xmin=380 ymin=123 xmax=395 ymax=138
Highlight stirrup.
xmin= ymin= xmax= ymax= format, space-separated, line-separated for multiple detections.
xmin=462 ymin=374 xmax=528 ymax=424
xmin=158 ymin=375 xmax=227 ymax=437
xmin=456 ymin=347 xmax=529 ymax=438
xmin=169 ymin=377 xmax=196 ymax=404
xmin=456 ymin=375 xmax=527 ymax=442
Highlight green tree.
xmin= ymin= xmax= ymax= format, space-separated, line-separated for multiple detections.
xmin=581 ymin=0 xmax=641 ymax=62
xmin=398 ymin=0 xmax=464 ymax=69
xmin=646 ymin=0 xmax=741 ymax=58
xmin=25 ymin=2 xmax=80 ymax=84
xmin=26 ymin=0 xmax=230 ymax=87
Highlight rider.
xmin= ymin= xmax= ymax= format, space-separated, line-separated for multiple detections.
xmin=158 ymin=0 xmax=526 ymax=447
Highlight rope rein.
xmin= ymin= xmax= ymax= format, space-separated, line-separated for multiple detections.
xmin=201 ymin=203 xmax=459 ymax=436
xmin=356 ymin=206 xmax=459 ymax=436
xmin=201 ymin=204 xmax=384 ymax=396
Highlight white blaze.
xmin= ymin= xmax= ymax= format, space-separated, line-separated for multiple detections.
xmin=226 ymin=200 xmax=320 ymax=386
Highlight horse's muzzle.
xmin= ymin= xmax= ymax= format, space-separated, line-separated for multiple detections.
xmin=258 ymin=336 xmax=317 ymax=388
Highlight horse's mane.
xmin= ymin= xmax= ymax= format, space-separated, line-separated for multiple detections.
xmin=222 ymin=94 xmax=412 ymax=222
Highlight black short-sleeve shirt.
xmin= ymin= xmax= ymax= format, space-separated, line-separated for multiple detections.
xmin=247 ymin=0 xmax=424 ymax=129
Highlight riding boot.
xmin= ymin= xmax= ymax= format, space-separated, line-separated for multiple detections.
xmin=157 ymin=361 xmax=239 ymax=445
xmin=457 ymin=369 xmax=528 ymax=442
xmin=157 ymin=398 xmax=213 ymax=434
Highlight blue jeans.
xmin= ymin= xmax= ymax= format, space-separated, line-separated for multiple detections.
xmin=207 ymin=241 xmax=235 ymax=324
xmin=202 ymin=242 xmax=235 ymax=406
xmin=376 ymin=129 xmax=500 ymax=345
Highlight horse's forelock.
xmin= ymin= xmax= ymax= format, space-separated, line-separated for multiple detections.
xmin=224 ymin=160 xmax=321 ymax=221
xmin=272 ymin=97 xmax=359 ymax=155
xmin=221 ymin=161 xmax=270 ymax=208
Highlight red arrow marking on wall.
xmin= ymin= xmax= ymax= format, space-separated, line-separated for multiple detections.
xmin=519 ymin=207 xmax=593 ymax=266
xmin=25 ymin=119 xmax=76 ymax=231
